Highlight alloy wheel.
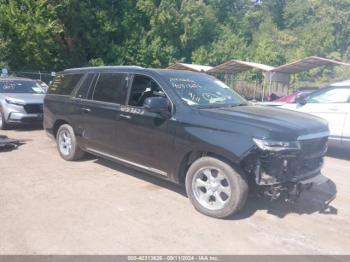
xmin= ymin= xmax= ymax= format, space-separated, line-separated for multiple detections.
xmin=58 ymin=129 xmax=72 ymax=156
xmin=192 ymin=167 xmax=231 ymax=210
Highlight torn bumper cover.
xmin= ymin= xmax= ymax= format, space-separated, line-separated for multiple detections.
xmin=0 ymin=135 xmax=19 ymax=149
xmin=243 ymin=136 xmax=329 ymax=200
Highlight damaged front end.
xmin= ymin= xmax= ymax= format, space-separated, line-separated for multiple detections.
xmin=242 ymin=136 xmax=329 ymax=202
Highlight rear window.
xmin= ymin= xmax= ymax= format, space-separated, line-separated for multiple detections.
xmin=92 ymin=73 xmax=128 ymax=104
xmin=75 ymin=74 xmax=95 ymax=99
xmin=48 ymin=74 xmax=83 ymax=95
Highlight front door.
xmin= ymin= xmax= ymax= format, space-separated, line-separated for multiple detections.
xmin=115 ymin=74 xmax=175 ymax=177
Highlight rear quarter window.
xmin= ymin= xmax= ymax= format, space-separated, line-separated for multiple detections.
xmin=48 ymin=74 xmax=83 ymax=95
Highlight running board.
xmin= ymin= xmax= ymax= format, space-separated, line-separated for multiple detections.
xmin=85 ymin=147 xmax=168 ymax=177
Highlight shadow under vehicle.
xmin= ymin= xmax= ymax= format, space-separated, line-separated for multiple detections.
xmin=95 ymin=156 xmax=337 ymax=220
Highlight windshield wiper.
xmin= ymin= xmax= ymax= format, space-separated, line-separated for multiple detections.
xmin=195 ymin=102 xmax=248 ymax=109
xmin=222 ymin=102 xmax=247 ymax=108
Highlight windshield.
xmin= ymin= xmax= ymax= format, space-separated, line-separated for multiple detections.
xmin=163 ymin=72 xmax=247 ymax=107
xmin=0 ymin=80 xmax=46 ymax=94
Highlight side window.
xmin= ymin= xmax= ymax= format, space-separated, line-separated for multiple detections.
xmin=48 ymin=74 xmax=83 ymax=95
xmin=128 ymin=75 xmax=165 ymax=107
xmin=92 ymin=73 xmax=128 ymax=104
xmin=308 ymin=88 xmax=350 ymax=104
xmin=76 ymin=74 xmax=95 ymax=99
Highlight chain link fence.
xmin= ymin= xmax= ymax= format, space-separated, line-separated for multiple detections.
xmin=1 ymin=70 xmax=55 ymax=84
xmin=214 ymin=71 xmax=291 ymax=101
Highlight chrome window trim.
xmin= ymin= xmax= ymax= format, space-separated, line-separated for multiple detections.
xmin=71 ymin=97 xmax=123 ymax=107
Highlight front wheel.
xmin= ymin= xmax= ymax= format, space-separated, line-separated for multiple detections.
xmin=56 ymin=124 xmax=85 ymax=161
xmin=185 ymin=156 xmax=248 ymax=218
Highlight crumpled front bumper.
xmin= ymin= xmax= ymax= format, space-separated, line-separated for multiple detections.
xmin=242 ymin=136 xmax=329 ymax=199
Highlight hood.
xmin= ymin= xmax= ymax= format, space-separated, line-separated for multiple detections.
xmin=199 ymin=105 xmax=329 ymax=141
xmin=3 ymin=93 xmax=44 ymax=104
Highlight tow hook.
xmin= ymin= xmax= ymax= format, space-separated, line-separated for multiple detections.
xmin=263 ymin=185 xmax=288 ymax=200
xmin=263 ymin=183 xmax=305 ymax=203
xmin=285 ymin=183 xmax=303 ymax=203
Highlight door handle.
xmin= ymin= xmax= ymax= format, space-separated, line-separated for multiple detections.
xmin=119 ymin=114 xmax=131 ymax=120
xmin=81 ymin=107 xmax=91 ymax=113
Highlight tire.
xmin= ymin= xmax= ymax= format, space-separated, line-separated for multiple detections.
xmin=185 ymin=156 xmax=248 ymax=218
xmin=0 ymin=111 xmax=9 ymax=130
xmin=56 ymin=124 xmax=85 ymax=161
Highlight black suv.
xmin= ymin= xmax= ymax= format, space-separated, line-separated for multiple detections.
xmin=44 ymin=66 xmax=329 ymax=218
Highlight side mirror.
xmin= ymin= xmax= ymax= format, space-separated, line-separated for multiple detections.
xmin=143 ymin=97 xmax=171 ymax=117
xmin=295 ymin=95 xmax=307 ymax=105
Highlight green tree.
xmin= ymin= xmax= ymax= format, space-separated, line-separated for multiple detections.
xmin=0 ymin=0 xmax=349 ymax=81
xmin=0 ymin=0 xmax=63 ymax=70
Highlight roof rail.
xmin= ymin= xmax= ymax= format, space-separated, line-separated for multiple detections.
xmin=64 ymin=65 xmax=144 ymax=72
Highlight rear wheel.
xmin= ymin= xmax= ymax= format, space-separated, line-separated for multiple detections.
xmin=56 ymin=124 xmax=85 ymax=161
xmin=185 ymin=156 xmax=248 ymax=218
xmin=0 ymin=111 xmax=9 ymax=130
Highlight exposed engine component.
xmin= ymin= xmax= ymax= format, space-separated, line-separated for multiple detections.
xmin=242 ymin=136 xmax=328 ymax=202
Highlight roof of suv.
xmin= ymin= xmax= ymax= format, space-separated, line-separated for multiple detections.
xmin=64 ymin=66 xmax=144 ymax=73
xmin=62 ymin=66 xmax=204 ymax=77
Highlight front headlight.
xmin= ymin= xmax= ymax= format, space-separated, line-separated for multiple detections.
xmin=253 ymin=138 xmax=301 ymax=152
xmin=5 ymin=98 xmax=25 ymax=106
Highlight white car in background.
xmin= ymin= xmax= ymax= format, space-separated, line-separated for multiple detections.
xmin=280 ymin=80 xmax=350 ymax=147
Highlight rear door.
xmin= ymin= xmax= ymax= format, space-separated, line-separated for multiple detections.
xmin=77 ymin=72 xmax=129 ymax=154
xmin=71 ymin=73 xmax=96 ymax=144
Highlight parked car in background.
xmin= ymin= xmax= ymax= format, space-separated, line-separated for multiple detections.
xmin=44 ymin=66 xmax=329 ymax=218
xmin=280 ymin=80 xmax=350 ymax=147
xmin=275 ymin=88 xmax=318 ymax=103
xmin=259 ymin=88 xmax=318 ymax=106
xmin=0 ymin=77 xmax=45 ymax=129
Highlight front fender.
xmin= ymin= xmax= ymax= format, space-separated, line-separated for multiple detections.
xmin=170 ymin=125 xmax=255 ymax=183
xmin=185 ymin=126 xmax=254 ymax=162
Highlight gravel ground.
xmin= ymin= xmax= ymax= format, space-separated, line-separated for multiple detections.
xmin=0 ymin=127 xmax=349 ymax=254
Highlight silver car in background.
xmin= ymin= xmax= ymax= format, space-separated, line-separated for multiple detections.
xmin=0 ymin=77 xmax=46 ymax=129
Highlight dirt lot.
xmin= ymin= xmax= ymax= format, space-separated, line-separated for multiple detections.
xmin=0 ymin=128 xmax=349 ymax=255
